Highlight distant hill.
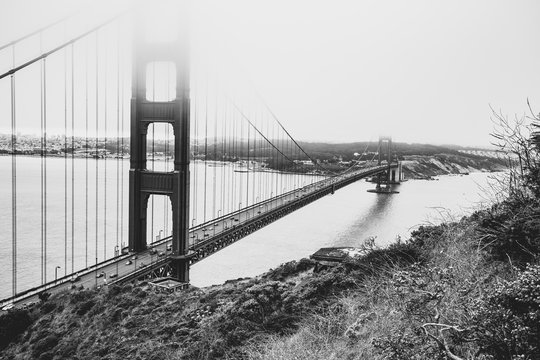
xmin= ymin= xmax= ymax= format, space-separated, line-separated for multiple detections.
xmin=296 ymin=141 xmax=487 ymax=161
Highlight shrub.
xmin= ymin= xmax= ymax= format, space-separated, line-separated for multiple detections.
xmin=476 ymin=199 xmax=540 ymax=264
xmin=75 ymin=299 xmax=96 ymax=316
xmin=31 ymin=334 xmax=59 ymax=358
xmin=39 ymin=301 xmax=56 ymax=314
xmin=471 ymin=264 xmax=540 ymax=359
xmin=0 ymin=308 xmax=33 ymax=350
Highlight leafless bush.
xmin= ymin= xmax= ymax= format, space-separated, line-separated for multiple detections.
xmin=490 ymin=101 xmax=540 ymax=200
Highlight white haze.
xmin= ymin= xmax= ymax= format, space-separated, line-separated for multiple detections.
xmin=1 ymin=0 xmax=540 ymax=147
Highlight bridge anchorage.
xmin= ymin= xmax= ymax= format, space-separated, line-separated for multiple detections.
xmin=367 ymin=136 xmax=403 ymax=194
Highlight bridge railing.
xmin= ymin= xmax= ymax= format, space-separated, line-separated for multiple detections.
xmin=0 ymin=247 xmax=136 ymax=307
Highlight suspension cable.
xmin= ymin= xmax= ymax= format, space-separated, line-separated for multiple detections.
xmin=0 ymin=12 xmax=76 ymax=51
xmin=0 ymin=13 xmax=126 ymax=80
xmin=253 ymin=91 xmax=333 ymax=174
xmin=229 ymin=100 xmax=303 ymax=169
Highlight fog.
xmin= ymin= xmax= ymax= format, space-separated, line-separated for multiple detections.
xmin=2 ymin=0 xmax=540 ymax=146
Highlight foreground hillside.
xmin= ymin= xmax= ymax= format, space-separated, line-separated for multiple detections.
xmin=1 ymin=190 xmax=539 ymax=359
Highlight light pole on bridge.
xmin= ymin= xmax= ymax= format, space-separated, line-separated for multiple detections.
xmin=216 ymin=210 xmax=221 ymax=229
xmin=55 ymin=266 xmax=61 ymax=284
xmin=114 ymin=245 xmax=119 ymax=276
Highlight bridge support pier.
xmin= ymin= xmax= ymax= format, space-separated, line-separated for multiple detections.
xmin=388 ymin=162 xmax=403 ymax=184
xmin=129 ymin=6 xmax=191 ymax=283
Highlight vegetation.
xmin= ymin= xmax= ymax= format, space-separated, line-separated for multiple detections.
xmin=1 ymin=108 xmax=538 ymax=359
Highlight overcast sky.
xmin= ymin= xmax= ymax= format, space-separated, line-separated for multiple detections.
xmin=2 ymin=0 xmax=540 ymax=147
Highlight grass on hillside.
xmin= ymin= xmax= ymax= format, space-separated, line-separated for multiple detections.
xmin=1 ymin=194 xmax=539 ymax=360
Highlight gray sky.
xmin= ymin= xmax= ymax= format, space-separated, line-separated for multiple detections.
xmin=2 ymin=0 xmax=540 ymax=146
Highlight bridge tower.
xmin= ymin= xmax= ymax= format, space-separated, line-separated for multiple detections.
xmin=129 ymin=5 xmax=190 ymax=282
xmin=374 ymin=136 xmax=402 ymax=191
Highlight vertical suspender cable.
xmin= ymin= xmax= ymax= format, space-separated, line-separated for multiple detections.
xmin=40 ymin=38 xmax=46 ymax=284
xmin=104 ymin=33 xmax=108 ymax=258
xmin=268 ymin=111 xmax=271 ymax=200
xmin=221 ymin=98 xmax=226 ymax=217
xmin=226 ymin=101 xmax=230 ymax=215
xmin=233 ymin=101 xmax=237 ymax=213
xmin=64 ymin=43 xmax=68 ymax=276
xmin=230 ymin=103 xmax=235 ymax=215
xmin=39 ymin=36 xmax=44 ymax=285
xmin=270 ymin=119 xmax=274 ymax=200
xmin=278 ymin=125 xmax=281 ymax=195
xmin=277 ymin=126 xmax=281 ymax=195
xmin=274 ymin=123 xmax=278 ymax=199
xmin=226 ymin=100 xmax=231 ymax=214
xmin=233 ymin=106 xmax=237 ymax=212
xmin=254 ymin=108 xmax=258 ymax=206
xmin=116 ymin=31 xmax=120 ymax=256
xmin=43 ymin=55 xmax=48 ymax=282
xmin=120 ymin=33 xmax=125 ymax=249
xmin=261 ymin=110 xmax=265 ymax=201
xmin=255 ymin=113 xmax=258 ymax=206
xmin=11 ymin=46 xmax=17 ymax=296
xmin=165 ymin=119 xmax=169 ymax=232
xmin=95 ymin=31 xmax=99 ymax=266
xmin=246 ymin=112 xmax=251 ymax=207
xmin=288 ymin=134 xmax=292 ymax=191
xmin=165 ymin=62 xmax=170 ymax=234
xmin=239 ymin=106 xmax=243 ymax=210
xmin=289 ymin=137 xmax=292 ymax=190
xmin=85 ymin=39 xmax=89 ymax=268
xmin=231 ymin=103 xmax=235 ymax=214
xmin=213 ymin=83 xmax=217 ymax=220
xmin=264 ymin=110 xmax=268 ymax=201
xmin=151 ymin=62 xmax=155 ymax=243
xmin=71 ymin=44 xmax=75 ymax=274
xmin=203 ymin=78 xmax=208 ymax=222
xmin=192 ymin=78 xmax=199 ymax=226
xmin=247 ymin=103 xmax=251 ymax=207
xmin=120 ymin=48 xmax=125 ymax=249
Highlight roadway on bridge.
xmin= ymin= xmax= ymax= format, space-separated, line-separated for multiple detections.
xmin=2 ymin=165 xmax=389 ymax=308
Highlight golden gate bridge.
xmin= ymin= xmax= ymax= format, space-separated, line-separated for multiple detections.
xmin=0 ymin=2 xmax=401 ymax=307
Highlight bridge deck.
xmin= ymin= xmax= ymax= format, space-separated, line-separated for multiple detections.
xmin=1 ymin=164 xmax=396 ymax=307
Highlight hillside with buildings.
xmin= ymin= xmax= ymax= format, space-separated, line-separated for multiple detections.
xmin=0 ymin=134 xmax=506 ymax=177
